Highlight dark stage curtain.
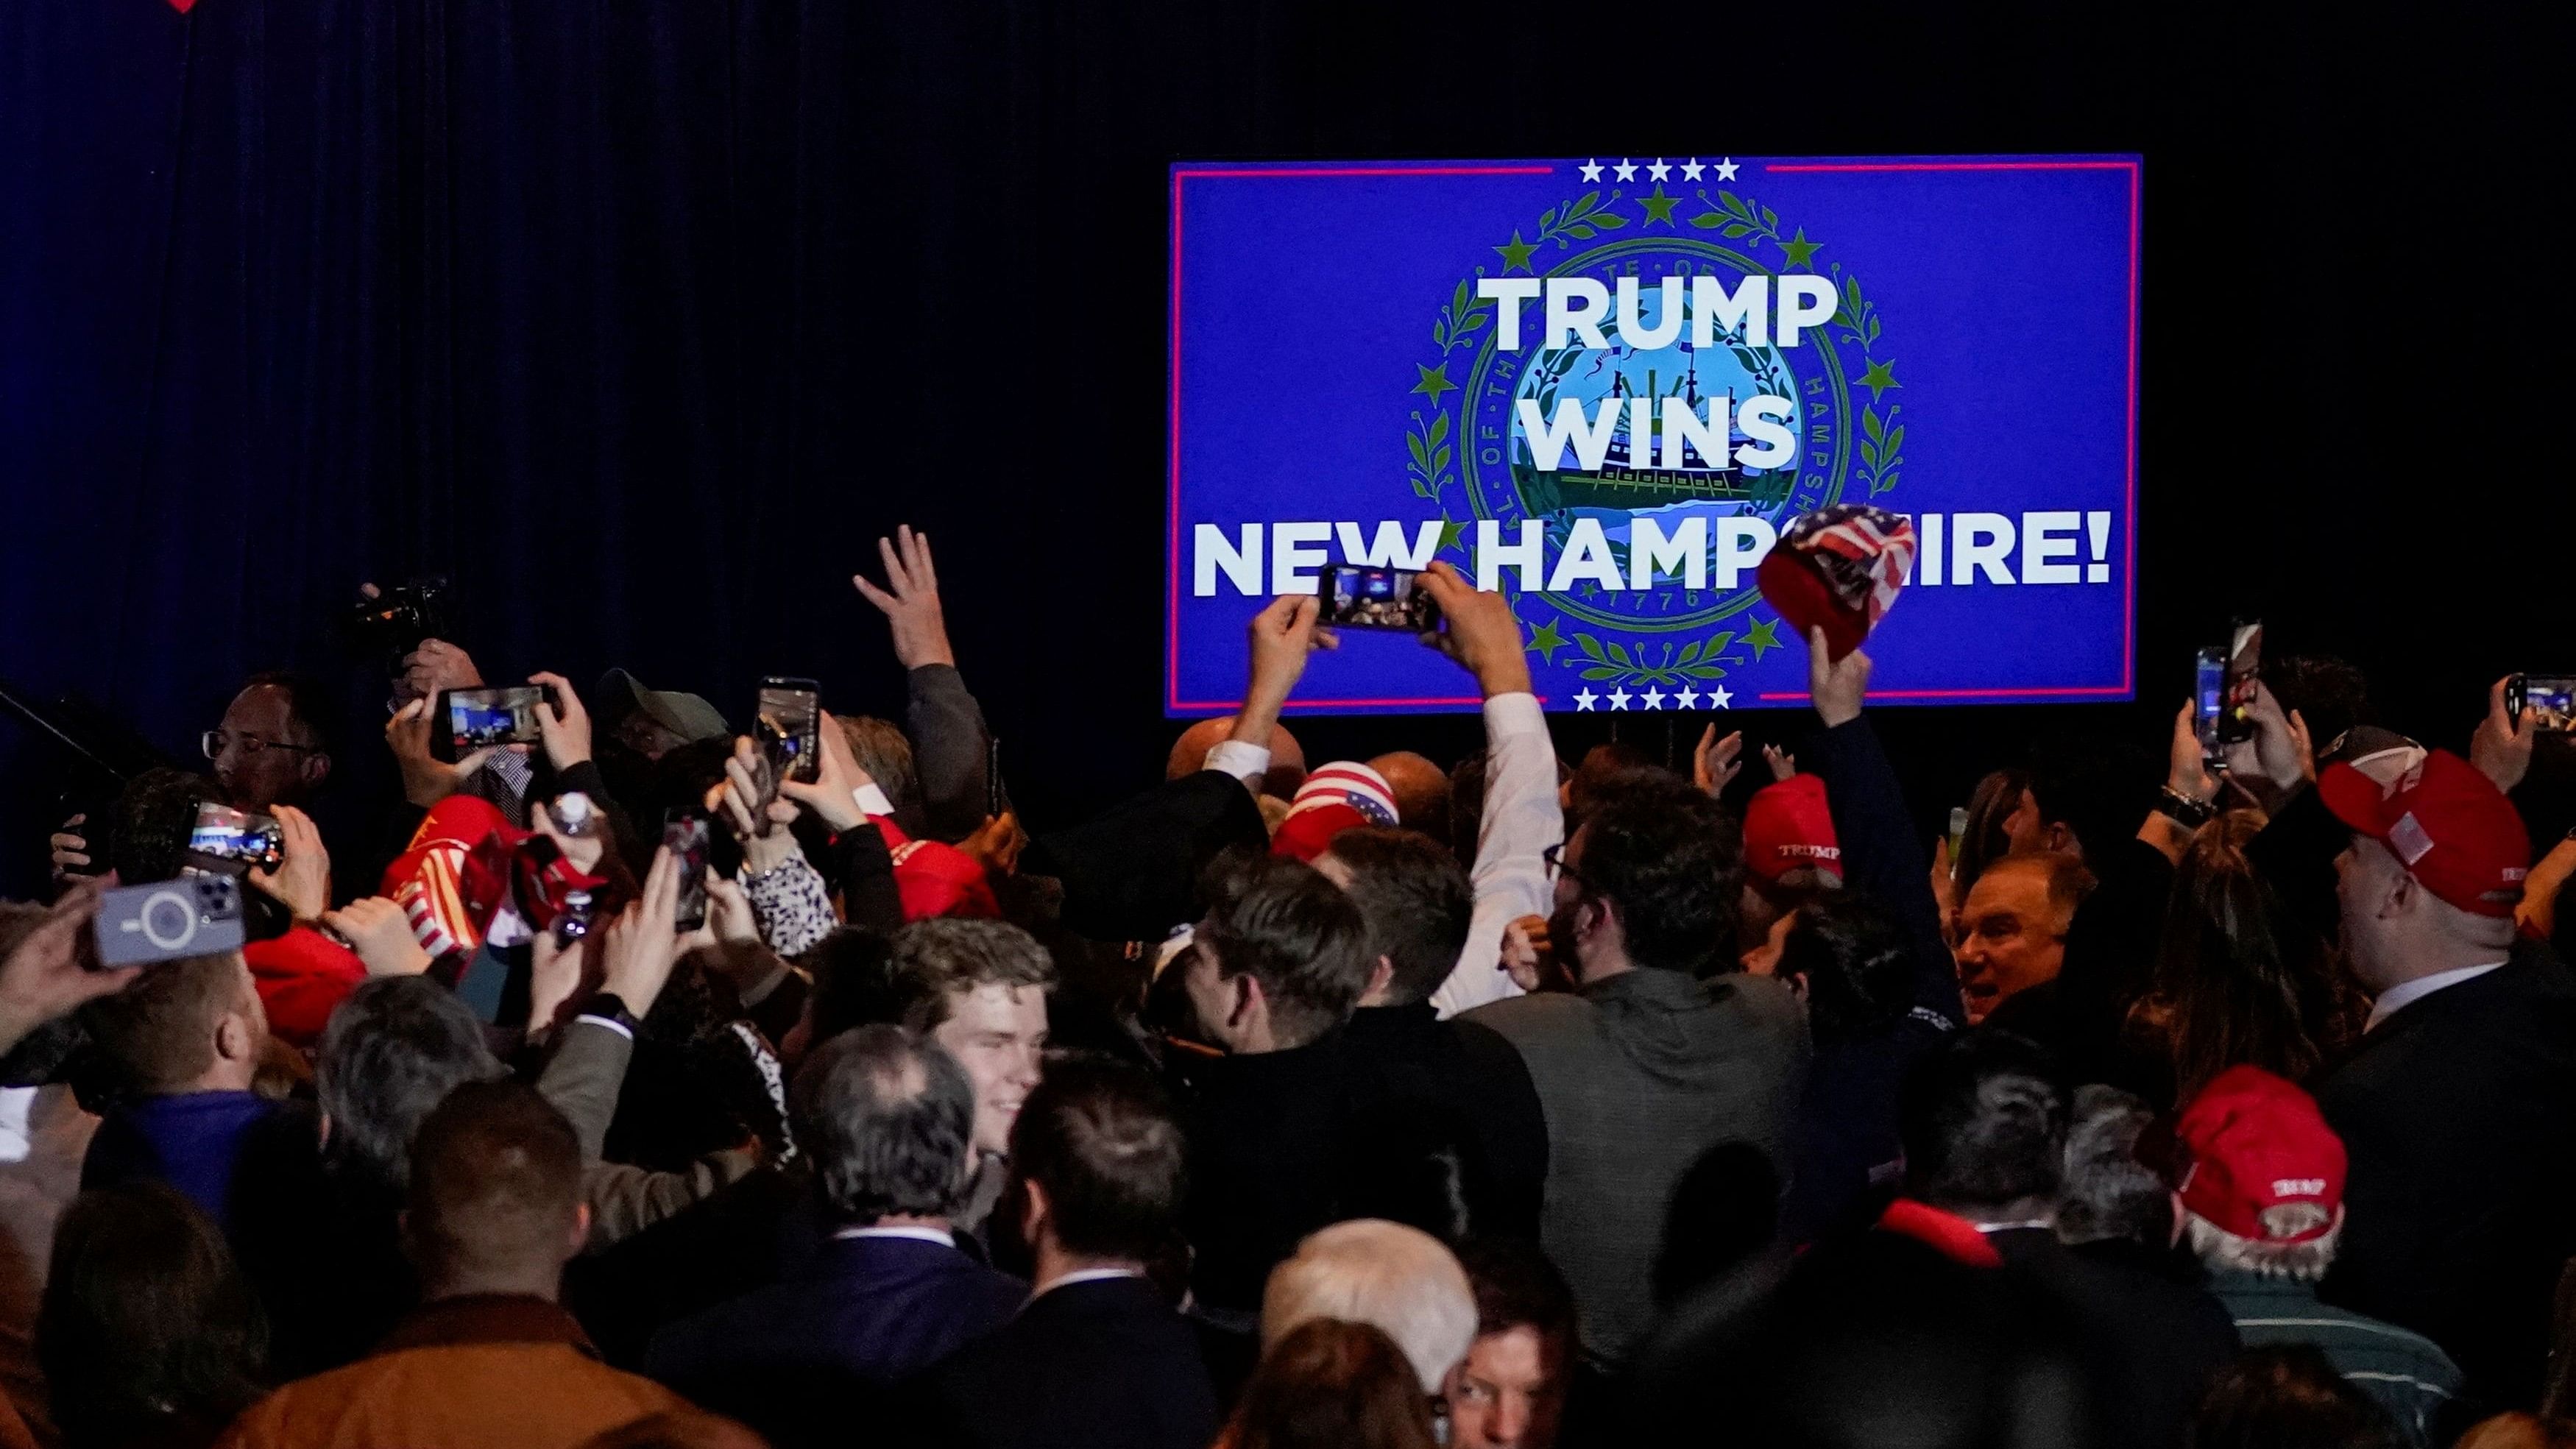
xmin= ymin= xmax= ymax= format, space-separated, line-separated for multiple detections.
xmin=1 ymin=2 xmax=2566 ymax=898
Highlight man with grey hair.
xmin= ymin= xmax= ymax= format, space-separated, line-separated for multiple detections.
xmin=1260 ymin=1218 xmax=1477 ymax=1396
xmin=2176 ymin=1065 xmax=2460 ymax=1445
xmin=645 ymin=1025 xmax=1024 ymax=1442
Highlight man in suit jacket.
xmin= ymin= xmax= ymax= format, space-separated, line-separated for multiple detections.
xmin=646 ymin=1026 xmax=1025 ymax=1446
xmin=1464 ymin=770 xmax=1810 ymax=1370
xmin=913 ymin=1057 xmax=1217 ymax=1449
xmin=2311 ymin=749 xmax=2576 ymax=1412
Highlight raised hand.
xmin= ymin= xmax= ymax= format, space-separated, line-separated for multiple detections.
xmin=1808 ymin=627 xmax=1872 ymax=729
xmin=597 ymin=846 xmax=685 ymax=1016
xmin=399 ymin=638 xmax=484 ymax=704
xmin=0 ymin=880 xmax=138 ymax=1056
xmin=712 ymin=737 xmax=802 ymax=873
xmin=2166 ymin=701 xmax=2219 ymax=805
xmin=386 ymin=698 xmax=506 ymax=808
xmin=958 ymin=812 xmax=1028 ymax=877
xmin=48 ymin=812 xmax=90 ymax=881
xmin=852 ymin=525 xmax=957 ymax=670
xmin=249 ymin=805 xmax=331 ymax=921
xmin=1414 ymin=561 xmax=1534 ymax=698
xmin=1763 ymin=744 xmax=1798 ymax=782
xmin=528 ymin=671 xmax=592 ymax=771
xmin=320 ymin=896 xmax=432 ymax=977
xmin=2472 ymin=676 xmax=2536 ymax=793
xmin=1694 ymin=726 xmax=1744 ymax=797
xmin=779 ymin=708 xmax=870 ymax=832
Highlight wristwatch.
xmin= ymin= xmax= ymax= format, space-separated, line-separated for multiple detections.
xmin=2157 ymin=787 xmax=2218 ymax=829
xmin=579 ymin=992 xmax=641 ymax=1035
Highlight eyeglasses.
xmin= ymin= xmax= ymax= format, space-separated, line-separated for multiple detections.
xmin=202 ymin=729 xmax=322 ymax=760
xmin=1541 ymin=842 xmax=1593 ymax=893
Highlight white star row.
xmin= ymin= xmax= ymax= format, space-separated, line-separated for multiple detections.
xmin=1577 ymin=156 xmax=1738 ymax=185
xmin=1569 ymin=684 xmax=1735 ymax=712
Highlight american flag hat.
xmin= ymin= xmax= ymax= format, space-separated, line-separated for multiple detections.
xmin=1270 ymin=760 xmax=1400 ymax=862
xmin=1755 ymin=504 xmax=1917 ymax=660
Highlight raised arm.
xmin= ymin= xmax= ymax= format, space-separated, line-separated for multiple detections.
xmin=1796 ymin=628 xmax=1962 ymax=1025
xmin=855 ymin=526 xmax=1008 ymax=840
xmin=1411 ymin=564 xmax=1560 ymax=1017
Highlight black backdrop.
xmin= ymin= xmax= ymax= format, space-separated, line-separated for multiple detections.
xmin=1 ymin=1 xmax=2566 ymax=896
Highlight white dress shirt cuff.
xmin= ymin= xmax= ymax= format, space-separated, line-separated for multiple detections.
xmin=1204 ymin=739 xmax=1272 ymax=787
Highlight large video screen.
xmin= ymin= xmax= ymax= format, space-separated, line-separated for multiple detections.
xmin=1167 ymin=155 xmax=2139 ymax=714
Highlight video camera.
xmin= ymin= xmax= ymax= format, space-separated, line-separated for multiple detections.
xmin=345 ymin=575 xmax=452 ymax=676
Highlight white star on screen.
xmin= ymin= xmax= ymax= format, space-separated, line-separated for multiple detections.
xmin=1573 ymin=687 xmax=1599 ymax=711
xmin=1646 ymin=157 xmax=1671 ymax=182
xmin=1674 ymin=686 xmax=1701 ymax=709
xmin=1711 ymin=685 xmax=1735 ymax=708
xmin=1641 ymin=687 xmax=1667 ymax=709
xmin=1680 ymin=157 xmax=1705 ymax=182
xmin=1713 ymin=157 xmax=1741 ymax=181
xmin=1613 ymin=158 xmax=1638 ymax=182
xmin=1579 ymin=158 xmax=1604 ymax=183
xmin=1607 ymin=687 xmax=1633 ymax=709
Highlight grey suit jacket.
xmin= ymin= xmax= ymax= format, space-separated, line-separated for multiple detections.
xmin=538 ymin=1018 xmax=758 ymax=1251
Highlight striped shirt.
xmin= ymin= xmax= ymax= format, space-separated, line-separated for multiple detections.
xmin=2212 ymin=1270 xmax=2462 ymax=1445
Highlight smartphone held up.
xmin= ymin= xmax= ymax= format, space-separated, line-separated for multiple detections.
xmin=1319 ymin=564 xmax=1441 ymax=634
xmin=431 ymin=684 xmax=559 ymax=762
xmin=2509 ymin=674 xmax=2576 ymax=733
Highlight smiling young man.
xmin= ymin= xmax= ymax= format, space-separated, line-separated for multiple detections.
xmin=890 ymin=918 xmax=1055 ymax=1245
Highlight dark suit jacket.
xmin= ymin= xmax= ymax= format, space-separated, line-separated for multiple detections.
xmin=913 ymin=1275 xmax=1218 ymax=1449
xmin=1987 ymin=1228 xmax=2240 ymax=1449
xmin=2317 ymin=944 xmax=2576 ymax=1412
xmin=1343 ymin=1002 xmax=1549 ymax=1241
xmin=645 ymin=1231 xmax=1025 ymax=1447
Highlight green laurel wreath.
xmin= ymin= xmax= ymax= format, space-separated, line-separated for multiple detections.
xmin=1406 ymin=178 xmax=1901 ymax=690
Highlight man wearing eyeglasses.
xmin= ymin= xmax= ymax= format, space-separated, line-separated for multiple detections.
xmin=202 ymin=672 xmax=335 ymax=812
xmin=52 ymin=673 xmax=333 ymax=879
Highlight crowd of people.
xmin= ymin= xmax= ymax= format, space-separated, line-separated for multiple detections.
xmin=3 ymin=523 xmax=2575 ymax=1449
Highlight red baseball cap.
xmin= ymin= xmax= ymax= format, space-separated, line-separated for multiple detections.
xmin=2317 ymin=748 xmax=2528 ymax=918
xmin=1743 ymin=774 xmax=1842 ymax=885
xmin=868 ymin=817 xmax=999 ymax=920
xmin=2174 ymin=1065 xmax=2346 ymax=1244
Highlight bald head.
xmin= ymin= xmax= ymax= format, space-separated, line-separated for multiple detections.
xmin=1367 ymin=751 xmax=1453 ymax=847
xmin=1168 ymin=716 xmax=1307 ymax=798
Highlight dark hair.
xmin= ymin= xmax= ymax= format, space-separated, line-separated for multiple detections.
xmin=804 ymin=927 xmax=901 ymax=1042
xmin=1774 ymin=891 xmax=1914 ymax=1038
xmin=1456 ymin=1237 xmax=1575 ymax=1347
xmin=794 ymin=1024 xmax=977 ymax=1224
xmin=2262 ymin=655 xmax=2371 ymax=756
xmin=406 ymin=1081 xmax=584 ymax=1283
xmin=1564 ymin=743 xmax=1652 ymax=830
xmin=107 ymin=767 xmax=221 ymax=884
xmin=2057 ymin=1085 xmax=2171 ymax=1249
xmin=1955 ymin=767 xmax=2034 ymax=903
xmin=39 ymin=1185 xmax=268 ymax=1448
xmin=240 ymin=669 xmax=335 ymax=758
xmin=77 ymin=950 xmax=247 ymax=1094
xmin=2128 ymin=822 xmax=2329 ymax=1104
xmin=2187 ymin=1345 xmax=2406 ymax=1449
xmin=2028 ymin=737 xmax=2155 ymax=866
xmin=1198 ymin=852 xmax=1371 ymax=1045
xmin=1010 ymin=1055 xmax=1187 ymax=1263
xmin=1900 ymin=1032 xmax=2067 ymax=1211
xmin=1571 ymin=771 xmax=1744 ymax=976
xmin=316 ymin=977 xmax=506 ymax=1190
xmin=1224 ymin=1317 xmax=1441 ymax=1449
xmin=890 ymin=918 xmax=1055 ymax=1032
xmin=1323 ymin=829 xmax=1473 ymax=1006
